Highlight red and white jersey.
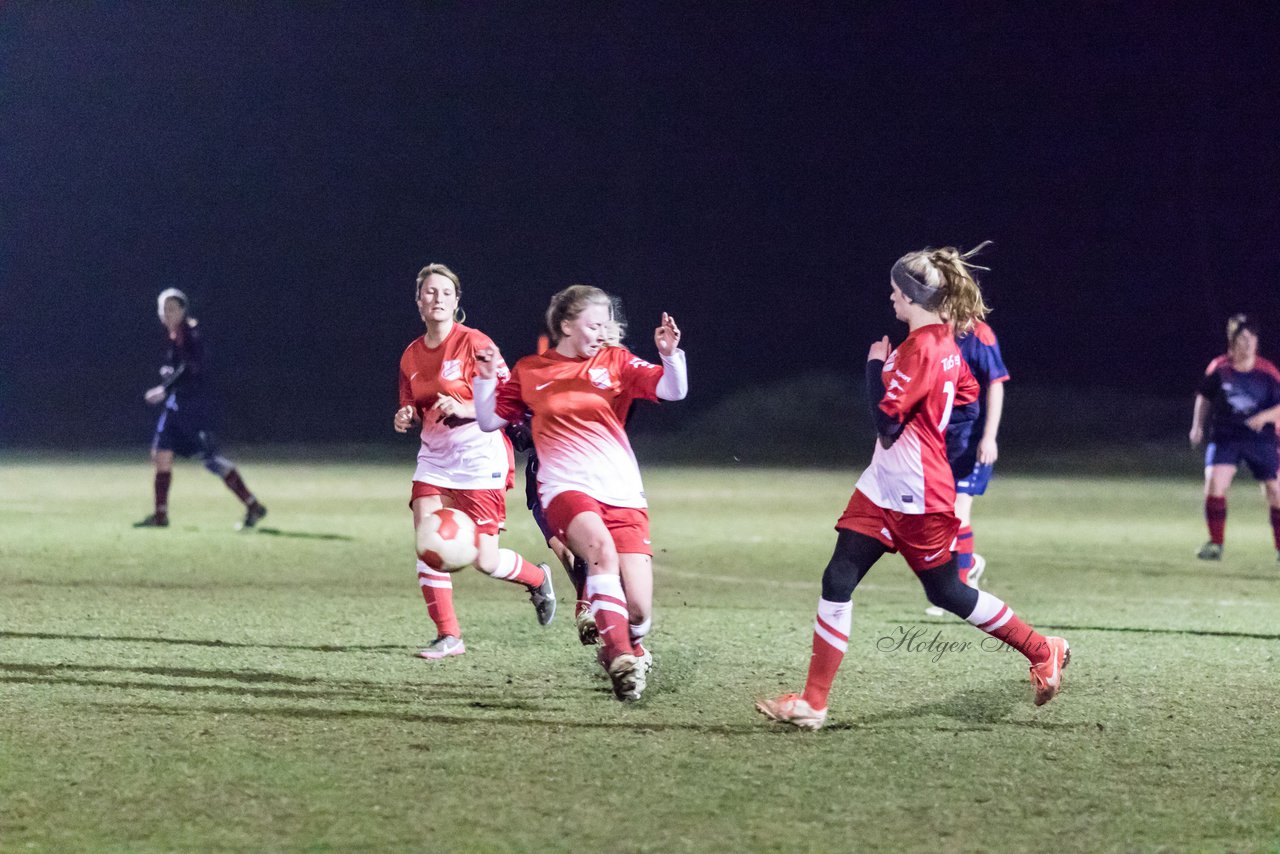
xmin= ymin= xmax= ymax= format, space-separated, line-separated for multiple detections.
xmin=855 ymin=323 xmax=979 ymax=514
xmin=493 ymin=345 xmax=663 ymax=508
xmin=398 ymin=323 xmax=514 ymax=490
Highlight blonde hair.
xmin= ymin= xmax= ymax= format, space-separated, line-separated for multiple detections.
xmin=545 ymin=285 xmax=612 ymax=346
xmin=1226 ymin=313 xmax=1256 ymax=343
xmin=896 ymin=242 xmax=991 ymax=334
xmin=415 ymin=263 xmax=461 ymax=300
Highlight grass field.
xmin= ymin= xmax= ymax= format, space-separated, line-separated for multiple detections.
xmin=2 ymin=456 xmax=1279 ymax=852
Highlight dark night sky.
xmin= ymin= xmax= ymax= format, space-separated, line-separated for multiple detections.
xmin=3 ymin=3 xmax=1278 ymax=447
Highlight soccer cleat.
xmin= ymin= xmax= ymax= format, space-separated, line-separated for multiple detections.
xmin=575 ymin=601 xmax=599 ymax=645
xmin=966 ymin=554 xmax=986 ymax=589
xmin=755 ymin=693 xmax=828 ymax=730
xmin=1196 ymin=541 xmax=1223 ymax=561
xmin=416 ymin=635 xmax=465 ymax=660
xmin=607 ymin=653 xmax=644 ymax=701
xmin=1029 ymin=636 xmax=1070 ymax=706
xmin=528 ymin=563 xmax=556 ymax=626
xmin=238 ymin=502 xmax=268 ymax=531
xmin=637 ymin=646 xmax=653 ymax=675
xmin=133 ymin=513 xmax=169 ymax=528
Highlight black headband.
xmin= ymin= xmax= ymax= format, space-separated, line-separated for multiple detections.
xmin=890 ymin=260 xmax=944 ymax=310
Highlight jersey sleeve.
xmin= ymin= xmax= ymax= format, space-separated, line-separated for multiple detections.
xmin=493 ymin=363 xmax=527 ymax=423
xmin=1198 ymin=369 xmax=1222 ymax=399
xmin=398 ymin=349 xmax=414 ymax=408
xmin=469 ymin=330 xmax=511 ymax=382
xmin=614 ymin=347 xmax=662 ymax=402
xmin=956 ymin=360 xmax=980 ymax=406
xmin=878 ymin=338 xmax=932 ymax=422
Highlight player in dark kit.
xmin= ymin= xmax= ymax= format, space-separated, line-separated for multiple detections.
xmin=1190 ymin=314 xmax=1280 ymax=561
xmin=134 ymin=288 xmax=267 ymax=530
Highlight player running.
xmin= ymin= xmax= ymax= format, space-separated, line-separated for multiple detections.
xmin=394 ymin=264 xmax=556 ymax=661
xmin=1189 ymin=314 xmax=1280 ymax=561
xmin=925 ymin=312 xmax=1009 ymax=615
xmin=757 ymin=245 xmax=1069 ymax=730
xmin=134 ymin=289 xmax=267 ymax=530
xmin=474 ymin=285 xmax=688 ymax=701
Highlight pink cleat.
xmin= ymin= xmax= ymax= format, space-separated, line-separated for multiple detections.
xmin=755 ymin=693 xmax=827 ymax=730
xmin=1030 ymin=636 xmax=1070 ymax=706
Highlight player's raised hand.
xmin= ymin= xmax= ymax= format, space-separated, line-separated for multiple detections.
xmin=474 ymin=345 xmax=501 ymax=380
xmin=393 ymin=404 xmax=418 ymax=433
xmin=867 ymin=336 xmax=892 ymax=362
xmin=655 ymin=312 xmax=681 ymax=357
xmin=144 ymin=385 xmax=167 ymax=405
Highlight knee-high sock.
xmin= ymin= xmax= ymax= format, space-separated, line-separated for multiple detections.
xmin=586 ymin=574 xmax=632 ymax=663
xmin=154 ymin=471 xmax=172 ymax=515
xmin=1205 ymin=496 xmax=1227 ymax=545
xmin=801 ymin=598 xmax=851 ymax=711
xmin=1270 ymin=507 xmax=1280 ymax=551
xmin=417 ymin=559 xmax=461 ymax=639
xmin=955 ymin=525 xmax=974 ymax=585
xmin=490 ymin=549 xmax=547 ymax=587
xmin=965 ymin=590 xmax=1050 ymax=665
xmin=222 ymin=469 xmax=255 ymax=505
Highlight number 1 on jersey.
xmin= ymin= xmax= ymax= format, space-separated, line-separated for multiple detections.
xmin=937 ymin=380 xmax=956 ymax=430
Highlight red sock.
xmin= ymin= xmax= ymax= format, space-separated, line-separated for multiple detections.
xmin=966 ymin=591 xmax=1050 ymax=664
xmin=586 ymin=574 xmax=632 ymax=663
xmin=1205 ymin=496 xmax=1227 ymax=545
xmin=801 ymin=598 xmax=851 ymax=710
xmin=417 ymin=560 xmax=461 ymax=638
xmin=1271 ymin=507 xmax=1280 ymax=551
xmin=223 ymin=469 xmax=255 ymax=505
xmin=492 ymin=549 xmax=546 ymax=587
xmin=955 ymin=525 xmax=974 ymax=585
xmin=154 ymin=471 xmax=172 ymax=517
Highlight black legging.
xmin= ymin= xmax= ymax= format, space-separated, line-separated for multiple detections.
xmin=821 ymin=529 xmax=979 ymax=618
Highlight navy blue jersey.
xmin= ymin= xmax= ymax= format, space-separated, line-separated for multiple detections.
xmin=947 ymin=321 xmax=1009 ymax=429
xmin=1199 ymin=362 xmax=1280 ymax=443
xmin=158 ymin=322 xmax=215 ymax=422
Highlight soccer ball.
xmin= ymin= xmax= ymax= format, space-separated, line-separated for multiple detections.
xmin=417 ymin=508 xmax=479 ymax=572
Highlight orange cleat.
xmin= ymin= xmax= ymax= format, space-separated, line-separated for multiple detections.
xmin=755 ymin=693 xmax=828 ymax=730
xmin=1030 ymin=636 xmax=1070 ymax=706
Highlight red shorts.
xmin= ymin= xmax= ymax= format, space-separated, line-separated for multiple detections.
xmin=545 ymin=490 xmax=652 ymax=556
xmin=410 ymin=481 xmax=506 ymax=536
xmin=835 ymin=490 xmax=958 ymax=572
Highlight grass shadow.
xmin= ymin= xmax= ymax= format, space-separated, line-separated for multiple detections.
xmin=0 ymin=630 xmax=407 ymax=653
xmin=253 ymin=527 xmax=355 ymax=541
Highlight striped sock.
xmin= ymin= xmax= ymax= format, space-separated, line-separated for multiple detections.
xmin=417 ymin=559 xmax=461 ymax=638
xmin=1205 ymin=496 xmax=1227 ymax=545
xmin=491 ymin=549 xmax=547 ymax=587
xmin=965 ymin=590 xmax=1049 ymax=665
xmin=586 ymin=574 xmax=632 ymax=663
xmin=801 ymin=598 xmax=851 ymax=711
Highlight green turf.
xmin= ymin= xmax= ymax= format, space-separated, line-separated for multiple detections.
xmin=2 ymin=457 xmax=1278 ymax=852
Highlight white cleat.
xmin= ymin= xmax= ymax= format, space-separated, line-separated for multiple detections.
xmin=755 ymin=693 xmax=827 ymax=730
xmin=607 ymin=653 xmax=644 ymax=702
